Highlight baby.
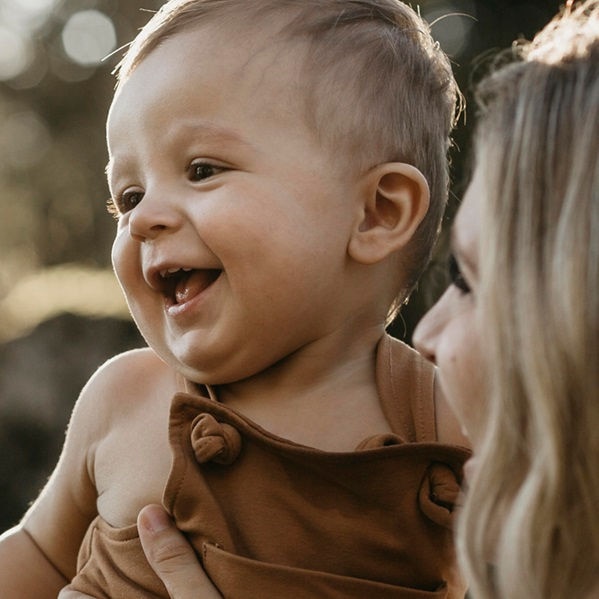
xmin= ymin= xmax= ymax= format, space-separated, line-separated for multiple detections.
xmin=0 ymin=1 xmax=469 ymax=597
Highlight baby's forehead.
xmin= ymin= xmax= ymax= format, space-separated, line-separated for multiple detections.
xmin=105 ymin=22 xmax=325 ymax=163
xmin=120 ymin=11 xmax=308 ymax=87
xmin=109 ymin=22 xmax=320 ymax=139
xmin=122 ymin=22 xmax=309 ymax=105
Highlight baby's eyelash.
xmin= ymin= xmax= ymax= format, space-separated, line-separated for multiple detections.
xmin=448 ymin=253 xmax=471 ymax=294
xmin=188 ymin=160 xmax=227 ymax=181
xmin=106 ymin=197 xmax=120 ymax=220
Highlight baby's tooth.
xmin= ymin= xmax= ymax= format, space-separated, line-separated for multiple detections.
xmin=160 ymin=267 xmax=182 ymax=278
xmin=159 ymin=266 xmax=192 ymax=279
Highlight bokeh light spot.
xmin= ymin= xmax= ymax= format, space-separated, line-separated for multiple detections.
xmin=5 ymin=0 xmax=58 ymax=23
xmin=0 ymin=26 xmax=33 ymax=80
xmin=423 ymin=1 xmax=477 ymax=58
xmin=0 ymin=0 xmax=58 ymax=35
xmin=61 ymin=10 xmax=117 ymax=67
xmin=12 ymin=0 xmax=56 ymax=12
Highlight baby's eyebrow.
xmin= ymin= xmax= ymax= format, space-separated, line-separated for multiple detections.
xmin=104 ymin=121 xmax=255 ymax=184
xmin=179 ymin=120 xmax=254 ymax=149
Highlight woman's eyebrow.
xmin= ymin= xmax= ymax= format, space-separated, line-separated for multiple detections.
xmin=450 ymin=224 xmax=478 ymax=277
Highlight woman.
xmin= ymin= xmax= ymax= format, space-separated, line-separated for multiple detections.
xmin=415 ymin=1 xmax=599 ymax=597
xmin=416 ymin=1 xmax=599 ymax=599
xmin=87 ymin=2 xmax=599 ymax=598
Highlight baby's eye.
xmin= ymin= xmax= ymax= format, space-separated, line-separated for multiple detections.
xmin=448 ymin=253 xmax=471 ymax=294
xmin=188 ymin=160 xmax=227 ymax=182
xmin=109 ymin=188 xmax=144 ymax=217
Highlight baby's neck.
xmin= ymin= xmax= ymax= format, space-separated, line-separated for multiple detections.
xmin=214 ymin=327 xmax=392 ymax=451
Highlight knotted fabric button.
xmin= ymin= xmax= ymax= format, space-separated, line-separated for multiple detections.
xmin=190 ymin=413 xmax=242 ymax=465
xmin=418 ymin=462 xmax=463 ymax=529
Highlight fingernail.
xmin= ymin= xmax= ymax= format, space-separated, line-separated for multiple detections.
xmin=140 ymin=505 xmax=171 ymax=534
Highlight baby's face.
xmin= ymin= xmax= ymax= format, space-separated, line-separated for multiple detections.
xmin=107 ymin=25 xmax=363 ymax=383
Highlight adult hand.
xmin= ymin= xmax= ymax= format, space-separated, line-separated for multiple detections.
xmin=57 ymin=589 xmax=94 ymax=598
xmin=138 ymin=504 xmax=222 ymax=599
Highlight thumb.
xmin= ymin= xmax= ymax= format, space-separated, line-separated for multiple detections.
xmin=138 ymin=504 xmax=222 ymax=599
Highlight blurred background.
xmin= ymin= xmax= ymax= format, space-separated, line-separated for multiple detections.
xmin=0 ymin=0 xmax=561 ymax=530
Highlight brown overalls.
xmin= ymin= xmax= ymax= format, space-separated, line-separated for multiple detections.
xmin=69 ymin=335 xmax=470 ymax=598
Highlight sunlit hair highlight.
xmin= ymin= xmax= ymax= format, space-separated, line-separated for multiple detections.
xmin=113 ymin=0 xmax=462 ymax=308
xmin=460 ymin=2 xmax=599 ymax=597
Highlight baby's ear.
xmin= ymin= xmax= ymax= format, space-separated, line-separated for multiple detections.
xmin=348 ymin=163 xmax=430 ymax=265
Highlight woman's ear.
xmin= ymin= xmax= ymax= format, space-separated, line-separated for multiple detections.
xmin=348 ymin=163 xmax=430 ymax=265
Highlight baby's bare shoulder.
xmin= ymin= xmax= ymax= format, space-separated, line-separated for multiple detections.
xmin=77 ymin=348 xmax=177 ymax=421
xmin=19 ymin=349 xmax=179 ymax=575
xmin=84 ymin=347 xmax=174 ymax=395
xmin=85 ymin=349 xmax=178 ymax=525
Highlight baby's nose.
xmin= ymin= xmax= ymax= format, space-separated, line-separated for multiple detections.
xmin=128 ymin=189 xmax=182 ymax=242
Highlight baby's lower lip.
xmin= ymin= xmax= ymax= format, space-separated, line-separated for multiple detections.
xmin=165 ymin=287 xmax=207 ymax=318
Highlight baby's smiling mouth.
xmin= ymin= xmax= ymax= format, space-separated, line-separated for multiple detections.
xmin=159 ymin=268 xmax=221 ymax=307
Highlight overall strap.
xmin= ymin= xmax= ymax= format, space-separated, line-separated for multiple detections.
xmin=375 ymin=334 xmax=437 ymax=443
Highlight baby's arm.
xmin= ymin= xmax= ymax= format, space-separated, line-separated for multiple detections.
xmin=0 ymin=526 xmax=69 ymax=595
xmin=0 ymin=357 xmax=118 ymax=596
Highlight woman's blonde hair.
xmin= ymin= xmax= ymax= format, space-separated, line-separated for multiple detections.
xmin=460 ymin=2 xmax=599 ymax=597
xmin=113 ymin=0 xmax=462 ymax=305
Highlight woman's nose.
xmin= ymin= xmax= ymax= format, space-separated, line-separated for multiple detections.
xmin=128 ymin=190 xmax=181 ymax=242
xmin=412 ymin=297 xmax=444 ymax=365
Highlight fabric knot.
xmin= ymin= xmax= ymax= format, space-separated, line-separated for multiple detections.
xmin=190 ymin=413 xmax=242 ymax=465
xmin=418 ymin=462 xmax=463 ymax=530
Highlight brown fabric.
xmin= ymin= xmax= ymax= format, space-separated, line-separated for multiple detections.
xmin=375 ymin=334 xmax=437 ymax=443
xmin=68 ymin=518 xmax=167 ymax=598
xmin=68 ymin=335 xmax=470 ymax=598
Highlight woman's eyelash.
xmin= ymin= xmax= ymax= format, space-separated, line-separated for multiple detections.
xmin=448 ymin=253 xmax=471 ymax=294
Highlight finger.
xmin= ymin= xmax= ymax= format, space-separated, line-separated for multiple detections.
xmin=138 ymin=504 xmax=222 ymax=599
xmin=57 ymin=588 xmax=95 ymax=598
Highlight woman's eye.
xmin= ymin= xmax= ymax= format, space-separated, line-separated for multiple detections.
xmin=188 ymin=161 xmax=226 ymax=181
xmin=108 ymin=188 xmax=144 ymax=216
xmin=448 ymin=253 xmax=471 ymax=294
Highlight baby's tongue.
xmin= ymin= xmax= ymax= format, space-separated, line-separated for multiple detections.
xmin=174 ymin=270 xmax=212 ymax=304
